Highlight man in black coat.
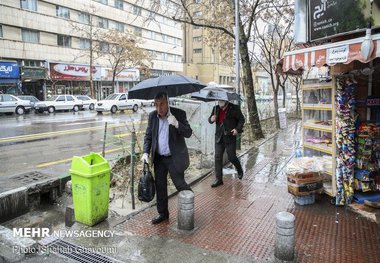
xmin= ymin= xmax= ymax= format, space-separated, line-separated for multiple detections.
xmin=141 ymin=92 xmax=192 ymax=224
xmin=208 ymin=100 xmax=245 ymax=187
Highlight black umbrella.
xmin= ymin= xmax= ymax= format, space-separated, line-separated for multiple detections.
xmin=128 ymin=75 xmax=206 ymax=99
xmin=191 ymin=86 xmax=241 ymax=102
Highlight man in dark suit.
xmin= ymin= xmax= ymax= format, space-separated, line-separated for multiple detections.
xmin=141 ymin=92 xmax=192 ymax=224
xmin=208 ymin=100 xmax=245 ymax=187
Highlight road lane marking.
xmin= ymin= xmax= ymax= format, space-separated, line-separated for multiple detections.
xmin=114 ymin=130 xmax=145 ymax=138
xmin=36 ymin=131 xmax=145 ymax=168
xmin=0 ymin=120 xmax=147 ymax=144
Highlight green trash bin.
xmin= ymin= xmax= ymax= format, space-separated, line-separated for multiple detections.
xmin=69 ymin=152 xmax=111 ymax=226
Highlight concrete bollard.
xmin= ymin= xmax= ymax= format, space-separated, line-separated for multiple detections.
xmin=177 ymin=190 xmax=194 ymax=230
xmin=275 ymin=211 xmax=295 ymax=262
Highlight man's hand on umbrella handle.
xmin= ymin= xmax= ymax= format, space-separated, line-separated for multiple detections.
xmin=210 ymin=115 xmax=217 ymax=123
xmin=141 ymin=153 xmax=149 ymax=164
xmin=231 ymin=129 xmax=238 ymax=136
xmin=168 ymin=115 xmax=179 ymax=128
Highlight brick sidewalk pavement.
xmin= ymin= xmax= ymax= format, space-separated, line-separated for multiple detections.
xmin=116 ymin=122 xmax=380 ymax=262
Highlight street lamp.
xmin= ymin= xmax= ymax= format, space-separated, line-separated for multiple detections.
xmin=161 ymin=45 xmax=178 ymax=76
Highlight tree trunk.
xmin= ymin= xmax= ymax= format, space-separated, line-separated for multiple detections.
xmin=282 ymin=86 xmax=286 ymax=108
xmin=273 ymin=90 xmax=280 ymax=129
xmin=112 ymin=70 xmax=117 ymax=91
xmin=240 ymin=40 xmax=264 ymax=139
xmin=296 ymin=88 xmax=301 ymax=114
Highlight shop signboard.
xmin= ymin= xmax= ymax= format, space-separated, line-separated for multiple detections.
xmin=309 ymin=0 xmax=380 ymax=41
xmin=326 ymin=45 xmax=349 ymax=64
xmin=0 ymin=61 xmax=19 ymax=79
xmin=21 ymin=67 xmax=46 ymax=80
xmin=101 ymin=68 xmax=140 ymax=82
xmin=49 ymin=63 xmax=101 ymax=81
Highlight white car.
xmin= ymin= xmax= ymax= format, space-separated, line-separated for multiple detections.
xmin=95 ymin=93 xmax=140 ymax=114
xmin=0 ymin=94 xmax=31 ymax=115
xmin=74 ymin=95 xmax=97 ymax=110
xmin=34 ymin=95 xmax=83 ymax=113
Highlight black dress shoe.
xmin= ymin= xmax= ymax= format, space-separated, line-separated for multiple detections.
xmin=238 ymin=171 xmax=244 ymax=180
xmin=211 ymin=180 xmax=224 ymax=188
xmin=151 ymin=213 xmax=169 ymax=224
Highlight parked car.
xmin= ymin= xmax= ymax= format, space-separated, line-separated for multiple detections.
xmin=18 ymin=95 xmax=40 ymax=110
xmin=95 ymin=93 xmax=140 ymax=114
xmin=34 ymin=95 xmax=83 ymax=113
xmin=0 ymin=94 xmax=31 ymax=115
xmin=125 ymin=92 xmax=154 ymax=107
xmin=74 ymin=95 xmax=97 ymax=110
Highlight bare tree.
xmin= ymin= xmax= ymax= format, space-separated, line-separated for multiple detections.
xmin=251 ymin=0 xmax=295 ymax=128
xmin=71 ymin=5 xmax=103 ymax=98
xmin=98 ymin=30 xmax=152 ymax=90
xmin=145 ymin=0 xmax=277 ymax=139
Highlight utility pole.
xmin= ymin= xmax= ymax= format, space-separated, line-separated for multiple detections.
xmin=234 ymin=0 xmax=240 ymax=99
xmin=234 ymin=0 xmax=241 ymax=150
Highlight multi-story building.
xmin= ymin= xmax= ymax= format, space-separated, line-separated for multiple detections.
xmin=183 ymin=23 xmax=235 ymax=86
xmin=0 ymin=0 xmax=183 ymax=99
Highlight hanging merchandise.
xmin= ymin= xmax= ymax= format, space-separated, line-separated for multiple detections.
xmin=355 ymin=123 xmax=380 ymax=192
xmin=335 ymin=78 xmax=357 ymax=205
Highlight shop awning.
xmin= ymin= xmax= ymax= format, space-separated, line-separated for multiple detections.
xmin=280 ymin=33 xmax=380 ymax=74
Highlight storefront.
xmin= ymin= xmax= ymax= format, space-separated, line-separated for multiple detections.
xmin=100 ymin=68 xmax=139 ymax=99
xmin=48 ymin=62 xmax=101 ymax=98
xmin=20 ymin=66 xmax=48 ymax=100
xmin=0 ymin=61 xmax=20 ymax=95
xmin=281 ymin=33 xmax=380 ymax=206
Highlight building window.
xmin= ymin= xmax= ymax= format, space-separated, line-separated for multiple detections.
xmin=133 ymin=6 xmax=142 ymax=16
xmin=193 ymin=25 xmax=200 ymax=30
xmin=56 ymin=6 xmax=70 ymax=19
xmin=114 ymin=0 xmax=123 ymax=9
xmin=133 ymin=27 xmax=142 ymax=37
xmin=79 ymin=38 xmax=90 ymax=49
xmin=100 ymin=42 xmax=109 ymax=52
xmin=20 ymin=0 xmax=37 ymax=11
xmin=193 ymin=11 xmax=202 ymax=17
xmin=193 ymin=0 xmax=201 ymax=3
xmin=98 ymin=17 xmax=109 ymax=29
xmin=115 ymin=22 xmax=124 ymax=32
xmin=94 ymin=0 xmax=108 ymax=4
xmin=57 ymin=35 xmax=71 ymax=47
xmin=193 ymin=36 xmax=202 ymax=42
xmin=0 ymin=25 xmax=3 ymax=38
xmin=79 ymin=12 xmax=90 ymax=24
xmin=23 ymin=60 xmax=42 ymax=67
xmin=193 ymin=48 xmax=202 ymax=54
xmin=22 ymin=29 xmax=39 ymax=43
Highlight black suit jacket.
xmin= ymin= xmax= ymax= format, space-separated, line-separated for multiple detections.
xmin=208 ymin=103 xmax=245 ymax=143
xmin=143 ymin=107 xmax=192 ymax=173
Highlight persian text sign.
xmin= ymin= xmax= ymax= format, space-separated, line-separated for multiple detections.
xmin=49 ymin=63 xmax=101 ymax=81
xmin=0 ymin=61 xmax=19 ymax=78
xmin=326 ymin=45 xmax=348 ymax=64
xmin=309 ymin=0 xmax=380 ymax=41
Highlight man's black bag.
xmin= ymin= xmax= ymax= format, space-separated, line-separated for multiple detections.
xmin=138 ymin=161 xmax=155 ymax=202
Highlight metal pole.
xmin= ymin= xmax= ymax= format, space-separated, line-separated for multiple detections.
xmin=102 ymin=122 xmax=107 ymax=157
xmin=235 ymin=0 xmax=242 ymax=150
xmin=130 ymin=128 xmax=136 ymax=210
xmin=235 ymin=0 xmax=240 ymax=97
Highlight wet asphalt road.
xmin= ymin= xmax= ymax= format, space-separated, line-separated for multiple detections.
xmin=0 ymin=108 xmax=153 ymax=177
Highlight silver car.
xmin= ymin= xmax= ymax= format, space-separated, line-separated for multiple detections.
xmin=0 ymin=94 xmax=31 ymax=115
xmin=74 ymin=95 xmax=97 ymax=110
xmin=34 ymin=95 xmax=83 ymax=113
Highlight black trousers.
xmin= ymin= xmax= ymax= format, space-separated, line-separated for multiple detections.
xmin=214 ymin=136 xmax=243 ymax=181
xmin=153 ymin=154 xmax=191 ymax=215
